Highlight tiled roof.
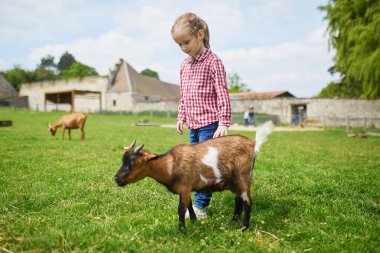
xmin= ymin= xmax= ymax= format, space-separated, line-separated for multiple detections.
xmin=230 ymin=90 xmax=295 ymax=100
xmin=108 ymin=59 xmax=180 ymax=99
xmin=0 ymin=74 xmax=18 ymax=99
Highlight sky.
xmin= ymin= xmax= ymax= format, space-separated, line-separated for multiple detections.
xmin=0 ymin=0 xmax=338 ymax=98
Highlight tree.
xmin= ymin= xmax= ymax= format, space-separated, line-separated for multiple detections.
xmin=318 ymin=80 xmax=362 ymax=98
xmin=39 ymin=55 xmax=57 ymax=73
xmin=58 ymin=51 xmax=76 ymax=72
xmin=319 ymin=0 xmax=380 ymax=99
xmin=227 ymin=73 xmax=250 ymax=93
xmin=140 ymin=68 xmax=160 ymax=80
xmin=34 ymin=67 xmax=56 ymax=82
xmin=1 ymin=53 xmax=99 ymax=90
xmin=62 ymin=62 xmax=98 ymax=78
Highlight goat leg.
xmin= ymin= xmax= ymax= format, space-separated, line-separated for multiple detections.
xmin=177 ymin=195 xmax=187 ymax=233
xmin=61 ymin=128 xmax=65 ymax=140
xmin=187 ymin=199 xmax=197 ymax=221
xmin=81 ymin=128 xmax=85 ymax=141
xmin=242 ymin=199 xmax=252 ymax=231
xmin=233 ymin=196 xmax=244 ymax=222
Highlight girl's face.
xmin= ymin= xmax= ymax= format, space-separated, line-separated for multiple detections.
xmin=172 ymin=26 xmax=205 ymax=58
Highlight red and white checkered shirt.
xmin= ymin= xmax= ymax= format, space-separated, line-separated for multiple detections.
xmin=178 ymin=48 xmax=231 ymax=130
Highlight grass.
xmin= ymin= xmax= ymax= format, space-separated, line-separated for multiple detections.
xmin=0 ymin=108 xmax=379 ymax=252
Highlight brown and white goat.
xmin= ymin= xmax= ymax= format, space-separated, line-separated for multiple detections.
xmin=115 ymin=121 xmax=274 ymax=232
xmin=48 ymin=113 xmax=88 ymax=140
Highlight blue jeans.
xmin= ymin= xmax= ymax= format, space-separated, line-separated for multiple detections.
xmin=189 ymin=121 xmax=219 ymax=209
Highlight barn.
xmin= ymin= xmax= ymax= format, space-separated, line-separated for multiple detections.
xmin=8 ymin=60 xmax=380 ymax=128
xmin=18 ymin=58 xmax=180 ymax=113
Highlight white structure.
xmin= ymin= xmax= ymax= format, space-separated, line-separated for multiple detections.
xmin=230 ymin=96 xmax=380 ymax=127
xmin=20 ymin=76 xmax=108 ymax=112
xmin=19 ymin=59 xmax=180 ymax=113
xmin=17 ymin=60 xmax=380 ymax=127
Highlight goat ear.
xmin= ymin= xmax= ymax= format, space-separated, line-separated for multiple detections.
xmin=145 ymin=152 xmax=157 ymax=161
xmin=133 ymin=144 xmax=144 ymax=155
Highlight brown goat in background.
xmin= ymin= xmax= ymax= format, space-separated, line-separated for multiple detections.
xmin=115 ymin=121 xmax=274 ymax=232
xmin=48 ymin=113 xmax=88 ymax=140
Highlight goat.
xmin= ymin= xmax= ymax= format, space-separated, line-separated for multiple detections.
xmin=114 ymin=121 xmax=274 ymax=232
xmin=48 ymin=113 xmax=88 ymax=141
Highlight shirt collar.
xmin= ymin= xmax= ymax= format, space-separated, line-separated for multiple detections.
xmin=189 ymin=47 xmax=211 ymax=63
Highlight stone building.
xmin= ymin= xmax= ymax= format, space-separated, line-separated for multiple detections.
xmin=106 ymin=59 xmax=180 ymax=112
xmin=0 ymin=74 xmax=28 ymax=108
xmin=19 ymin=59 xmax=180 ymax=112
xmin=15 ymin=59 xmax=380 ymax=127
xmin=230 ymin=95 xmax=380 ymax=127
xmin=0 ymin=74 xmax=17 ymax=101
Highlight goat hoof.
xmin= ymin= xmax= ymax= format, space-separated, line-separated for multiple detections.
xmin=241 ymin=226 xmax=249 ymax=232
xmin=232 ymin=216 xmax=240 ymax=222
xmin=179 ymin=227 xmax=187 ymax=234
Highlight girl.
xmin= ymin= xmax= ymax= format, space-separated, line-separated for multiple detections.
xmin=171 ymin=13 xmax=232 ymax=218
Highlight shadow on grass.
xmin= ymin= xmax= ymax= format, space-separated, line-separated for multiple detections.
xmin=203 ymin=191 xmax=299 ymax=233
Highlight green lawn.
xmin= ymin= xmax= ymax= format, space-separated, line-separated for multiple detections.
xmin=0 ymin=108 xmax=379 ymax=252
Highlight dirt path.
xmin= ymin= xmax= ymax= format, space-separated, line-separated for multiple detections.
xmin=158 ymin=123 xmax=324 ymax=132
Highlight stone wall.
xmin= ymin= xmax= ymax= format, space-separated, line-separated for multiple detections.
xmin=18 ymin=77 xmax=380 ymax=127
xmin=128 ymin=97 xmax=380 ymax=127
xmin=105 ymin=92 xmax=134 ymax=112
xmin=231 ymin=97 xmax=380 ymax=127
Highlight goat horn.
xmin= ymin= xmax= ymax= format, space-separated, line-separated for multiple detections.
xmin=133 ymin=144 xmax=144 ymax=154
xmin=123 ymin=140 xmax=137 ymax=152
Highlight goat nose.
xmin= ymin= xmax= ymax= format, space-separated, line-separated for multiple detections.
xmin=114 ymin=175 xmax=119 ymax=182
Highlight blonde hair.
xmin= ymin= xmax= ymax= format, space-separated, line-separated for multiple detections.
xmin=171 ymin=13 xmax=210 ymax=48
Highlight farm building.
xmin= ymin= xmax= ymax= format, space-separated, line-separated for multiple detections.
xmin=229 ymin=91 xmax=380 ymax=127
xmin=0 ymin=74 xmax=17 ymax=101
xmin=0 ymin=74 xmax=28 ymax=108
xmin=7 ymin=59 xmax=380 ymax=127
xmin=230 ymin=90 xmax=295 ymax=100
xmin=18 ymin=59 xmax=180 ymax=113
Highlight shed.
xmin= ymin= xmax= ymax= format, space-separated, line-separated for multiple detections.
xmin=45 ymin=90 xmax=102 ymax=112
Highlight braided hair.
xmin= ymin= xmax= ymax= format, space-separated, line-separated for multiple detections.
xmin=171 ymin=13 xmax=210 ymax=48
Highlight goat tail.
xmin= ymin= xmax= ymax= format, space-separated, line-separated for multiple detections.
xmin=254 ymin=121 xmax=274 ymax=155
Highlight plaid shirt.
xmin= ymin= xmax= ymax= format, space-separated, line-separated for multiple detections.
xmin=178 ymin=48 xmax=231 ymax=130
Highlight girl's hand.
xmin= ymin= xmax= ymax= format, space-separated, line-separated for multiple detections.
xmin=213 ymin=125 xmax=228 ymax=138
xmin=177 ymin=120 xmax=184 ymax=135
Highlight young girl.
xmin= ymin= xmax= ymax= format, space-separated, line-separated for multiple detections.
xmin=171 ymin=13 xmax=232 ymax=218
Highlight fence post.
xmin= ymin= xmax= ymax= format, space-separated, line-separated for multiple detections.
xmin=364 ymin=118 xmax=367 ymax=131
xmin=346 ymin=116 xmax=349 ymax=132
xmin=334 ymin=115 xmax=337 ymax=129
xmin=323 ymin=116 xmax=326 ymax=129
